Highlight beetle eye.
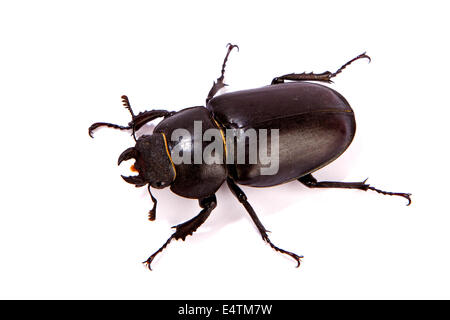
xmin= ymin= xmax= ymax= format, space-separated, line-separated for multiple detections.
xmin=153 ymin=181 xmax=167 ymax=189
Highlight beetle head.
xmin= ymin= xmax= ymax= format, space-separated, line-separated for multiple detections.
xmin=118 ymin=134 xmax=175 ymax=189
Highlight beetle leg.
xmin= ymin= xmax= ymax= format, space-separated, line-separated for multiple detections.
xmin=143 ymin=194 xmax=217 ymax=270
xmin=206 ymin=43 xmax=239 ymax=103
xmin=271 ymin=52 xmax=371 ymax=84
xmin=298 ymin=174 xmax=412 ymax=206
xmin=226 ymin=178 xmax=304 ymax=267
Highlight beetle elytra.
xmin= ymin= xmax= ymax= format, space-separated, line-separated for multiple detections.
xmin=89 ymin=44 xmax=411 ymax=270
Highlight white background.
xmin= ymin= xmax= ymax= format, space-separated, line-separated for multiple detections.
xmin=1 ymin=1 xmax=448 ymax=299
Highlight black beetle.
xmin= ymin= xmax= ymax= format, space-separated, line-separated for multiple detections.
xmin=89 ymin=44 xmax=411 ymax=270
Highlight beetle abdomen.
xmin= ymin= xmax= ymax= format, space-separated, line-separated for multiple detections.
xmin=207 ymin=82 xmax=356 ymax=187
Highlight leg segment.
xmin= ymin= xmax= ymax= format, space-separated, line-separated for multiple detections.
xmin=271 ymin=52 xmax=371 ymax=84
xmin=298 ymin=174 xmax=412 ymax=206
xmin=88 ymin=95 xmax=174 ymax=139
xmin=206 ymin=43 xmax=239 ymax=103
xmin=226 ymin=178 xmax=303 ymax=267
xmin=143 ymin=194 xmax=217 ymax=270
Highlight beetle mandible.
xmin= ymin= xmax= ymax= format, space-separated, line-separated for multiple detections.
xmin=89 ymin=44 xmax=411 ymax=270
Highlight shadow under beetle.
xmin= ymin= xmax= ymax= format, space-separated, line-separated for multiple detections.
xmin=89 ymin=44 xmax=411 ymax=270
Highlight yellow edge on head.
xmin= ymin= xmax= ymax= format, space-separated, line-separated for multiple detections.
xmin=212 ymin=118 xmax=227 ymax=157
xmin=160 ymin=132 xmax=176 ymax=181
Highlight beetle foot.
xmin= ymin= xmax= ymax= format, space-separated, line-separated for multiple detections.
xmin=226 ymin=43 xmax=239 ymax=52
xmin=282 ymin=251 xmax=304 ymax=268
xmin=142 ymin=236 xmax=174 ymax=271
xmin=368 ymin=187 xmax=412 ymax=206
xmin=264 ymin=236 xmax=304 ymax=268
xmin=330 ymin=52 xmax=371 ymax=78
xmin=394 ymin=192 xmax=412 ymax=206
xmin=142 ymin=258 xmax=155 ymax=271
xmin=275 ymin=247 xmax=304 ymax=268
xmin=142 ymin=251 xmax=162 ymax=271
xmin=292 ymin=254 xmax=304 ymax=268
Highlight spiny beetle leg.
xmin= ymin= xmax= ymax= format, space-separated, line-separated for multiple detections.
xmin=298 ymin=174 xmax=412 ymax=206
xmin=271 ymin=52 xmax=371 ymax=85
xmin=143 ymin=194 xmax=217 ymax=270
xmin=226 ymin=178 xmax=304 ymax=267
xmin=206 ymin=43 xmax=239 ymax=103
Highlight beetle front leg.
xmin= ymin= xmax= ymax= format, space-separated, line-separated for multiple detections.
xmin=206 ymin=43 xmax=239 ymax=103
xmin=271 ymin=52 xmax=371 ymax=84
xmin=226 ymin=178 xmax=304 ymax=267
xmin=298 ymin=174 xmax=412 ymax=206
xmin=143 ymin=194 xmax=217 ymax=270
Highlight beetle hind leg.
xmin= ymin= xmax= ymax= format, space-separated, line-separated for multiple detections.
xmin=298 ymin=174 xmax=412 ymax=206
xmin=226 ymin=178 xmax=304 ymax=267
xmin=143 ymin=195 xmax=217 ymax=270
xmin=271 ymin=52 xmax=371 ymax=84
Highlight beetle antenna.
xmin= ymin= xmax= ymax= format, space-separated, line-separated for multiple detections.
xmin=121 ymin=95 xmax=135 ymax=118
xmin=87 ymin=95 xmax=138 ymax=139
xmin=88 ymin=122 xmax=132 ymax=138
xmin=147 ymin=185 xmax=157 ymax=221
xmin=121 ymin=95 xmax=138 ymax=141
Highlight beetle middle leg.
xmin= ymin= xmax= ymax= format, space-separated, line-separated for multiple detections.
xmin=206 ymin=43 xmax=239 ymax=103
xmin=226 ymin=178 xmax=304 ymax=267
xmin=143 ymin=194 xmax=217 ymax=270
xmin=298 ymin=173 xmax=412 ymax=206
xmin=271 ymin=52 xmax=371 ymax=84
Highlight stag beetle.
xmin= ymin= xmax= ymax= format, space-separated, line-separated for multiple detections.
xmin=89 ymin=44 xmax=411 ymax=270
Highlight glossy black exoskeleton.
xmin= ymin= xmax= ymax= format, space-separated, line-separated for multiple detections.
xmin=89 ymin=44 xmax=411 ymax=270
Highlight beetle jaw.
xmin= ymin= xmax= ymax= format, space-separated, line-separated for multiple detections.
xmin=118 ymin=147 xmax=146 ymax=187
xmin=118 ymin=147 xmax=137 ymax=166
xmin=120 ymin=174 xmax=147 ymax=187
